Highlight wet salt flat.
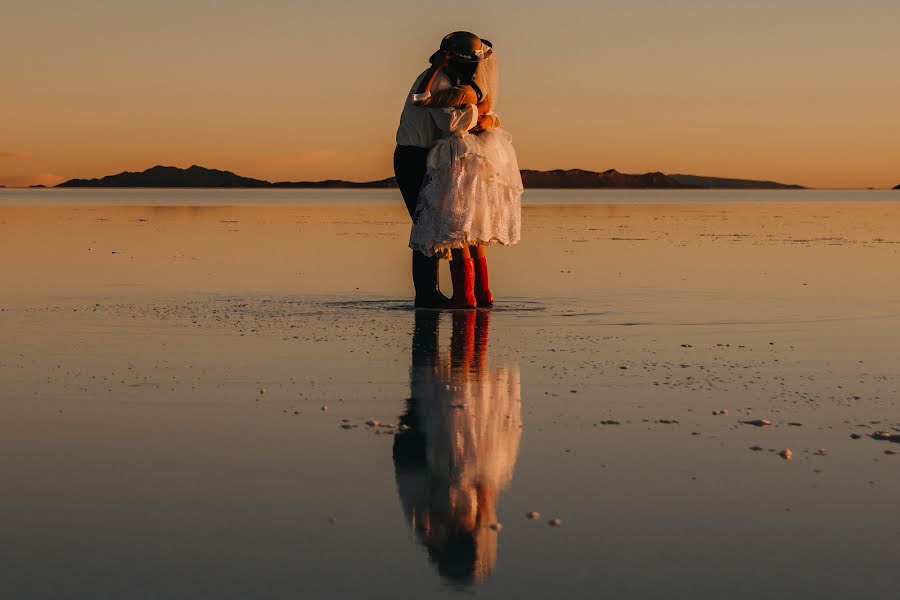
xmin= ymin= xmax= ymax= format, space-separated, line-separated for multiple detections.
xmin=1 ymin=191 xmax=899 ymax=599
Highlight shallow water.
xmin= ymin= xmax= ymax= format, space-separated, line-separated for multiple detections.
xmin=1 ymin=192 xmax=899 ymax=599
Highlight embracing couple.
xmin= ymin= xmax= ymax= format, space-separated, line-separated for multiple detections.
xmin=394 ymin=31 xmax=523 ymax=309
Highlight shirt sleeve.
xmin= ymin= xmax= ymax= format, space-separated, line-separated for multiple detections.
xmin=429 ymin=103 xmax=479 ymax=134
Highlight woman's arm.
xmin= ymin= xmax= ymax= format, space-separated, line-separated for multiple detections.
xmin=415 ymin=85 xmax=479 ymax=108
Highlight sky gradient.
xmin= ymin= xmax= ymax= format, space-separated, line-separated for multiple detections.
xmin=2 ymin=0 xmax=899 ymax=188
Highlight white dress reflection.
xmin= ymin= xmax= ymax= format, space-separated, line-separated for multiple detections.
xmin=393 ymin=310 xmax=521 ymax=585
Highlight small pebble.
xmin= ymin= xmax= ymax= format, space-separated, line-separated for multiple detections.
xmin=778 ymin=448 xmax=793 ymax=461
xmin=259 ymin=388 xmax=266 ymax=395
xmin=526 ymin=511 xmax=541 ymax=520
xmin=365 ymin=419 xmax=380 ymax=427
xmin=850 ymin=433 xmax=862 ymax=439
xmin=712 ymin=409 xmax=728 ymax=416
xmin=749 ymin=445 xmax=764 ymax=451
xmin=742 ymin=419 xmax=772 ymax=427
xmin=885 ymin=449 xmax=897 ymax=456
xmin=548 ymin=518 xmax=562 ymax=527
xmin=327 ymin=516 xmax=337 ymax=525
xmin=488 ymin=523 xmax=503 ymax=532
xmin=320 ymin=405 xmax=328 ymax=412
xmin=814 ymin=448 xmax=828 ymax=456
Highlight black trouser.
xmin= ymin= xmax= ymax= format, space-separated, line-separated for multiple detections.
xmin=394 ymin=145 xmax=445 ymax=305
xmin=393 ymin=145 xmax=430 ymax=219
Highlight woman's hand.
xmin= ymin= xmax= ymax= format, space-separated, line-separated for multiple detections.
xmin=471 ymin=113 xmax=498 ymax=133
xmin=477 ymin=95 xmax=493 ymax=115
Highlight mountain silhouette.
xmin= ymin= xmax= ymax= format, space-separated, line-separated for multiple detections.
xmin=519 ymin=168 xmax=684 ymax=188
xmin=669 ymin=174 xmax=804 ymax=189
xmin=55 ymin=164 xmax=804 ymax=190
xmin=58 ymin=165 xmax=269 ymax=188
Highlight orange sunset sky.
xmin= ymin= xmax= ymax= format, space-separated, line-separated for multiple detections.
xmin=2 ymin=0 xmax=899 ymax=189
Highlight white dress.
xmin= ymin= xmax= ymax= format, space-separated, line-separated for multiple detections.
xmin=409 ymin=126 xmax=523 ymax=259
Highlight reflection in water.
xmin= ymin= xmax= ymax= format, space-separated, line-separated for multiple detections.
xmin=393 ymin=310 xmax=522 ymax=585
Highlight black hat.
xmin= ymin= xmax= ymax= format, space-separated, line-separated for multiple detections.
xmin=430 ymin=31 xmax=492 ymax=64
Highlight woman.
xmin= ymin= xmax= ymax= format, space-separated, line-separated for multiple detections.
xmin=408 ymin=33 xmax=523 ymax=309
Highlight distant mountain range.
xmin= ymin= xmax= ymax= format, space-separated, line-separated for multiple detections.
xmin=519 ymin=169 xmax=684 ymax=188
xmin=668 ymin=174 xmax=804 ymax=190
xmin=55 ymin=164 xmax=807 ymax=190
xmin=57 ymin=165 xmax=397 ymax=189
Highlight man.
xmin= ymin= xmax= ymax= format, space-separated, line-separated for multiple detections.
xmin=394 ymin=31 xmax=495 ymax=308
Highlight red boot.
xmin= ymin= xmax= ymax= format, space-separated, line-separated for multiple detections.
xmin=447 ymin=257 xmax=477 ymax=309
xmin=472 ymin=256 xmax=494 ymax=307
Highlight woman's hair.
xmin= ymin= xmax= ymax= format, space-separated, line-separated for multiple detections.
xmin=445 ymin=61 xmax=483 ymax=103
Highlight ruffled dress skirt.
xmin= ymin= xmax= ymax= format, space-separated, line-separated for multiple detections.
xmin=409 ymin=128 xmax=523 ymax=259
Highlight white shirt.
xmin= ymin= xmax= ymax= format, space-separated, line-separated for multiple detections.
xmin=395 ymin=69 xmax=479 ymax=148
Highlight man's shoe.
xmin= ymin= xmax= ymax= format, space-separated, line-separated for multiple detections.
xmin=412 ymin=251 xmax=450 ymax=308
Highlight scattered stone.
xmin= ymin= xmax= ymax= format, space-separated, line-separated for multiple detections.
xmin=258 ymin=388 xmax=267 ymax=395
xmin=814 ymin=448 xmax=828 ymax=456
xmin=871 ymin=431 xmax=900 ymax=443
xmin=526 ymin=511 xmax=541 ymax=520
xmin=788 ymin=422 xmax=803 ymax=427
xmin=327 ymin=516 xmax=337 ymax=525
xmin=749 ymin=445 xmax=764 ymax=451
xmin=619 ymin=365 xmax=629 ymax=370
xmin=778 ymin=448 xmax=793 ymax=461
xmin=742 ymin=419 xmax=772 ymax=427
xmin=293 ymin=410 xmax=299 ymax=415
xmin=712 ymin=409 xmax=728 ymax=416
xmin=365 ymin=419 xmax=381 ymax=427
xmin=398 ymin=424 xmax=411 ymax=431
xmin=850 ymin=433 xmax=862 ymax=440
xmin=885 ymin=449 xmax=897 ymax=456
xmin=600 ymin=420 xmax=621 ymax=425
xmin=548 ymin=518 xmax=562 ymax=527
xmin=320 ymin=405 xmax=328 ymax=412
xmin=488 ymin=523 xmax=503 ymax=532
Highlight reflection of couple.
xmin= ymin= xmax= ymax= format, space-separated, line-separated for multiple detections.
xmin=393 ymin=310 xmax=522 ymax=584
xmin=395 ymin=32 xmax=523 ymax=309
